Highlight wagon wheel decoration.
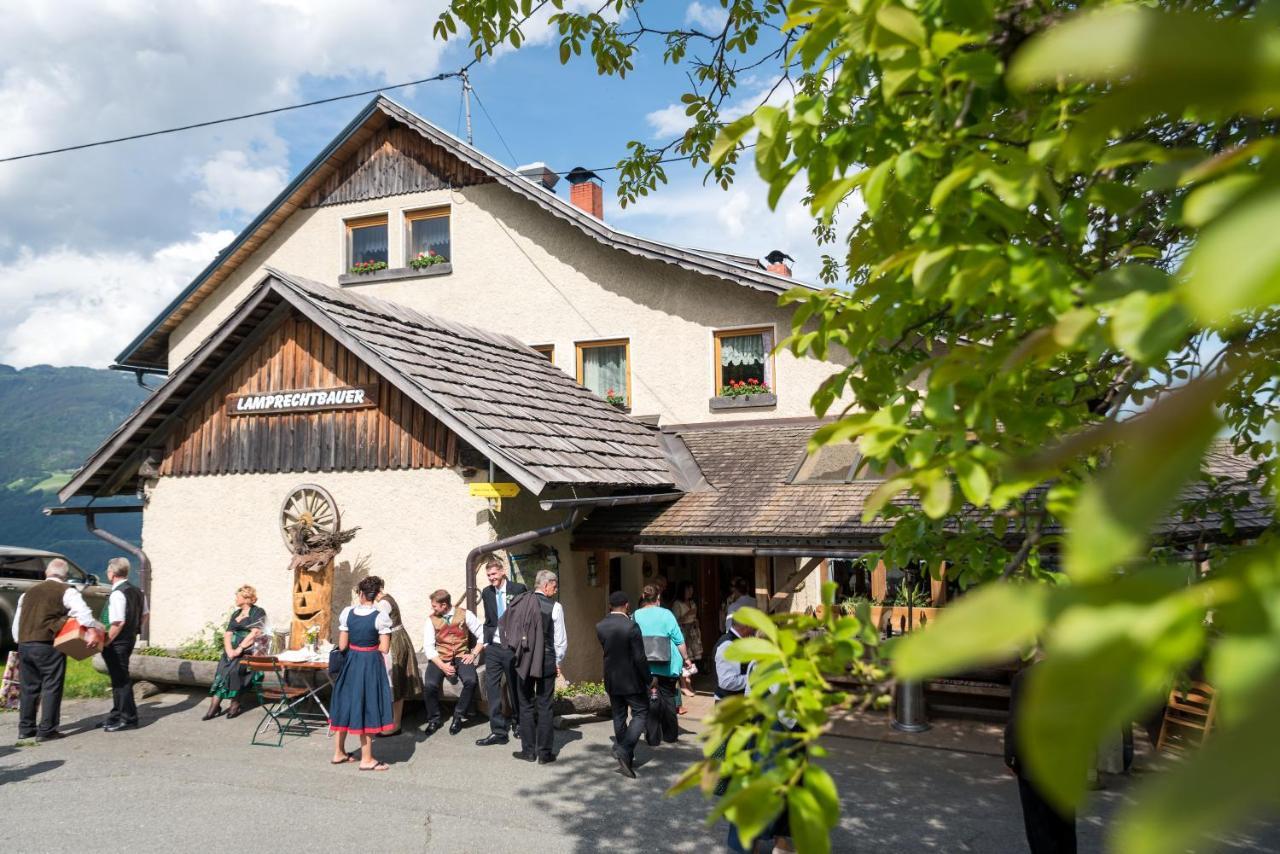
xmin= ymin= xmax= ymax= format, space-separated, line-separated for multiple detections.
xmin=280 ymin=483 xmax=341 ymax=554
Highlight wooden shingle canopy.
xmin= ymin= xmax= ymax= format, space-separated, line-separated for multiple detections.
xmin=572 ymin=424 xmax=1274 ymax=552
xmin=62 ymin=271 xmax=675 ymax=501
xmin=115 ymin=94 xmax=807 ymax=372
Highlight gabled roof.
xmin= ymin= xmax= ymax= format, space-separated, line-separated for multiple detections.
xmin=64 ymin=271 xmax=674 ymax=501
xmin=117 ymin=95 xmax=809 ymax=371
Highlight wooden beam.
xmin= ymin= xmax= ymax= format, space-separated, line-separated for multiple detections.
xmin=871 ymin=560 xmax=888 ymax=603
xmin=753 ymin=555 xmax=770 ymax=609
xmin=931 ymin=561 xmax=948 ymax=606
xmin=769 ymin=556 xmax=824 ymax=613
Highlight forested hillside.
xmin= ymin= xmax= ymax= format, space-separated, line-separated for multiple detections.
xmin=0 ymin=364 xmax=149 ymax=570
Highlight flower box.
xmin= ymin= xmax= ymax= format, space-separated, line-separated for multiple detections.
xmin=337 ymin=263 xmax=452 ymax=286
xmin=709 ymin=392 xmax=777 ymax=410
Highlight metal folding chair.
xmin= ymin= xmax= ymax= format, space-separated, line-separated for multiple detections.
xmin=244 ymin=656 xmax=323 ymax=747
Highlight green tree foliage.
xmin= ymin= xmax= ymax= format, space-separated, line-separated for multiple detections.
xmin=668 ymin=590 xmax=887 ymax=854
xmin=437 ymin=1 xmax=1280 ymax=850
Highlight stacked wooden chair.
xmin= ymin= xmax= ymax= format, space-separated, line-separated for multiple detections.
xmin=1155 ymin=681 xmax=1217 ymax=755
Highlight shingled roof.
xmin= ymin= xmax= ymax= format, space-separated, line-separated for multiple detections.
xmin=571 ymin=424 xmax=1274 ymax=552
xmin=61 ymin=272 xmax=674 ymax=501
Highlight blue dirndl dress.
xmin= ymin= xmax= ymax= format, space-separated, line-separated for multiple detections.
xmin=328 ymin=609 xmax=395 ymax=735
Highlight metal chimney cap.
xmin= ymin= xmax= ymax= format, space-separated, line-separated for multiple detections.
xmin=565 ymin=166 xmax=602 ymax=185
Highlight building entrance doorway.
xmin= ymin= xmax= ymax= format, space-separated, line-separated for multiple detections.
xmin=653 ymin=552 xmax=754 ymax=668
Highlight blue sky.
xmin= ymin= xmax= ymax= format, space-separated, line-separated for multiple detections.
xmin=0 ymin=1 xmax=820 ymax=369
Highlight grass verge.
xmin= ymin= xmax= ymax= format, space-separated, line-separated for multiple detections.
xmin=65 ymin=656 xmax=111 ymax=699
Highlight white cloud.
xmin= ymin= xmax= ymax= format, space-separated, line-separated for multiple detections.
xmin=0 ymin=0 xmax=454 ymax=254
xmin=685 ymin=2 xmax=729 ymax=32
xmin=0 ymin=0 xmax=455 ymax=366
xmin=488 ymin=0 xmax=624 ymax=57
xmin=645 ymin=103 xmax=689 ymax=138
xmin=192 ymin=150 xmax=288 ymax=216
xmin=0 ymin=231 xmax=233 ymax=368
xmin=645 ymin=76 xmax=794 ymax=140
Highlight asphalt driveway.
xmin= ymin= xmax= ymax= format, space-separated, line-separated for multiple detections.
xmin=1 ymin=690 xmax=1276 ymax=853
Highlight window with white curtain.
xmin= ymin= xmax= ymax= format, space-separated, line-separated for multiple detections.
xmin=715 ymin=327 xmax=774 ymax=392
xmin=576 ymin=339 xmax=630 ymax=405
xmin=345 ymin=214 xmax=388 ymax=268
xmin=405 ymin=207 xmax=451 ymax=263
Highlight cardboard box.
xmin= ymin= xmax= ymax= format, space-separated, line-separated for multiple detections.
xmin=54 ymin=620 xmax=102 ymax=661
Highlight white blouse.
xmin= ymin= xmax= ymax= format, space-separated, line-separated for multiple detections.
xmin=338 ymin=604 xmax=393 ymax=634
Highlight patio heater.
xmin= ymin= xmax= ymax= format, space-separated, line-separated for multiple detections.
xmin=892 ymin=564 xmax=931 ymax=733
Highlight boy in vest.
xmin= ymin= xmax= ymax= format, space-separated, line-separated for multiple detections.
xmin=421 ymin=589 xmax=484 ymax=736
xmin=12 ymin=558 xmax=103 ymax=742
xmin=100 ymin=557 xmax=149 ymax=731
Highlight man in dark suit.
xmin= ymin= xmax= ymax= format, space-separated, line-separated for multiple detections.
xmin=475 ymin=555 xmax=527 ymax=747
xmin=596 ymin=590 xmax=650 ymax=778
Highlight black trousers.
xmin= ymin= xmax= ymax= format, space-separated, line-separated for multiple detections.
xmin=483 ymin=643 xmax=519 ymax=734
xmin=1017 ymin=774 xmax=1077 ymax=854
xmin=609 ymin=691 xmax=648 ymax=762
xmin=423 ymin=658 xmax=478 ymax=724
xmin=101 ymin=639 xmax=137 ymax=725
xmin=645 ymin=675 xmax=680 ymax=746
xmin=18 ymin=642 xmax=66 ymax=738
xmin=517 ymin=672 xmax=556 ymax=758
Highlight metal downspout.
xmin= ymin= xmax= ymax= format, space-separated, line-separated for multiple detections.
xmin=85 ymin=511 xmax=153 ymax=643
xmin=464 ymin=507 xmax=584 ymax=611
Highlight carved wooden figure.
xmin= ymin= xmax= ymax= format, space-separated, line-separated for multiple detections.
xmin=290 ymin=559 xmax=334 ymax=648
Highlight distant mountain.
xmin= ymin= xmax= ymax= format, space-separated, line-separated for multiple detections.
xmin=0 ymin=364 xmax=149 ymax=571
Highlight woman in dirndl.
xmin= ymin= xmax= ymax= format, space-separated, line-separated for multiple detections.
xmin=329 ymin=575 xmax=395 ymax=770
xmin=374 ymin=589 xmax=422 ymax=736
xmin=204 ymin=585 xmax=267 ymax=720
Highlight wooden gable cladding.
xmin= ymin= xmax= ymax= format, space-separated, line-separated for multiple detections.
xmin=159 ymin=314 xmax=458 ymax=477
xmin=303 ymin=121 xmax=491 ymax=208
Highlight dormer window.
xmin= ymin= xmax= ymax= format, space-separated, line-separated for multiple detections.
xmin=346 ymin=214 xmax=388 ymax=273
xmin=406 ymin=207 xmax=451 ymax=266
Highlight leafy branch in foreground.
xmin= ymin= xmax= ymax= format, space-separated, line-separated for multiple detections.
xmin=438 ymin=0 xmax=1280 ymax=850
xmin=668 ymin=587 xmax=887 ymax=854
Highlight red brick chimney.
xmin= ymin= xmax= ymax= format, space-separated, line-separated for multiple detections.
xmin=566 ymin=166 xmax=604 ymax=220
xmin=765 ymin=249 xmax=793 ymax=277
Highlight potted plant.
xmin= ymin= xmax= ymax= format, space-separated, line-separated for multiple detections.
xmin=349 ymin=259 xmax=388 ymax=275
xmin=408 ymin=249 xmax=448 ymax=270
xmin=552 ymin=680 xmax=611 ymax=715
xmin=604 ymin=388 xmax=627 ymax=407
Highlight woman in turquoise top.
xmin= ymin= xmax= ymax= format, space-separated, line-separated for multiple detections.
xmin=634 ymin=584 xmax=689 ymax=745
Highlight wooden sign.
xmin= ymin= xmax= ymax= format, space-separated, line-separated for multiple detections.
xmin=226 ymin=384 xmax=378 ymax=416
xmin=469 ymin=483 xmax=521 ymax=499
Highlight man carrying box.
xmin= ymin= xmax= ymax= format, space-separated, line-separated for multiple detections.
xmin=11 ymin=558 xmax=103 ymax=742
